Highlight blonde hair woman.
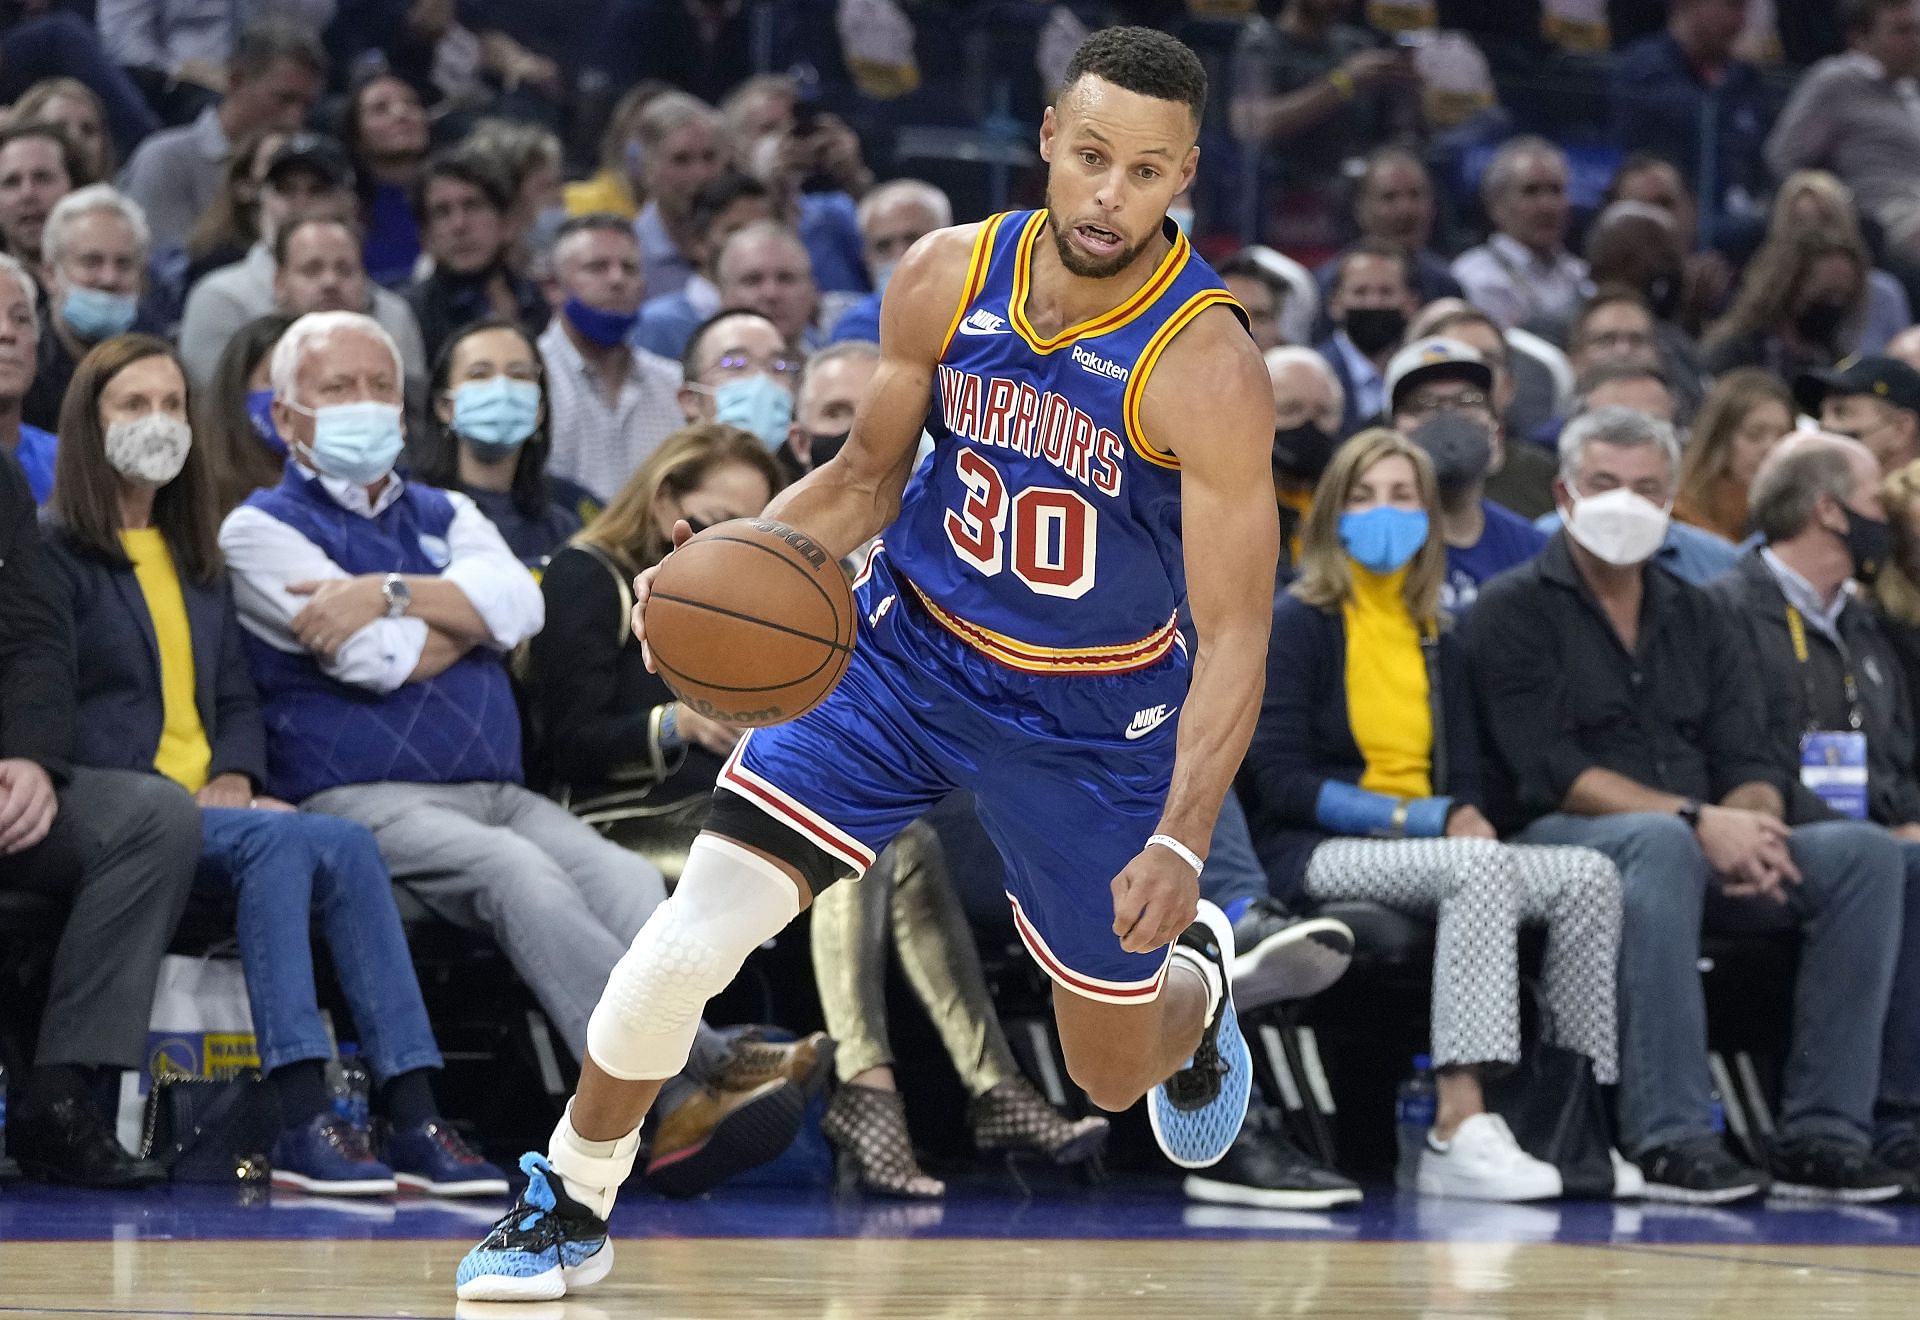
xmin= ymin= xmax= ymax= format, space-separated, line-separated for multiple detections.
xmin=1771 ymin=171 xmax=1913 ymax=354
xmin=1673 ymin=368 xmax=1795 ymax=544
xmin=1238 ymin=428 xmax=1625 ymax=1201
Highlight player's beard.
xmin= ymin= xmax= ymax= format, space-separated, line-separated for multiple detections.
xmin=1044 ymin=190 xmax=1152 ymax=280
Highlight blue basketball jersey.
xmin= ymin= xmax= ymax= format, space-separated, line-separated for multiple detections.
xmin=883 ymin=209 xmax=1243 ymax=675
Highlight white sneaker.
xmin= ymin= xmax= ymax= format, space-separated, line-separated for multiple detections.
xmin=1415 ymin=1114 xmax=1562 ymax=1202
xmin=1610 ymin=1147 xmax=1646 ymax=1199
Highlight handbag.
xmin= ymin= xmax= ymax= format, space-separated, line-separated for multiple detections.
xmin=140 ymin=1071 xmax=277 ymax=1184
xmin=1482 ymin=982 xmax=1619 ymax=1199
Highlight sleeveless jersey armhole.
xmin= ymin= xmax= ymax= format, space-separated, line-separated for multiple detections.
xmin=937 ymin=215 xmax=1009 ymax=360
xmin=1121 ymin=290 xmax=1246 ymax=470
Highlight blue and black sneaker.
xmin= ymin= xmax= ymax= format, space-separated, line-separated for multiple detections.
xmin=1147 ymin=899 xmax=1252 ymax=1170
xmin=455 ymin=1153 xmax=611 ymax=1302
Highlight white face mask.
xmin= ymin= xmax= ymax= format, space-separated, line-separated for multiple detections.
xmin=1564 ymin=486 xmax=1671 ymax=567
xmin=104 ymin=412 xmax=192 ymax=485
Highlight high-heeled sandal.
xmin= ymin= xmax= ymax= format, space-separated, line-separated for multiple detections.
xmin=968 ymin=1078 xmax=1110 ymax=1165
xmin=821 ymin=1083 xmax=945 ymax=1199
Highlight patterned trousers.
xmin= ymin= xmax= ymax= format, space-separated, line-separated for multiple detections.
xmin=1303 ymin=837 xmax=1622 ymax=1082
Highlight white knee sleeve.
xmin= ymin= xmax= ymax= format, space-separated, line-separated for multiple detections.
xmin=585 ymin=835 xmax=801 ymax=1081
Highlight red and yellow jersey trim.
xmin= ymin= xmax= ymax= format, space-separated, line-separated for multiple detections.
xmin=937 ymin=214 xmax=1010 ymax=359
xmin=1008 ymin=211 xmax=1192 ymax=355
xmin=905 ymin=578 xmax=1177 ymax=675
xmin=1121 ymin=289 xmax=1245 ymax=470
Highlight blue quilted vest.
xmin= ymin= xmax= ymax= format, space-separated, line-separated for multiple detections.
xmin=242 ymin=467 xmax=523 ymax=801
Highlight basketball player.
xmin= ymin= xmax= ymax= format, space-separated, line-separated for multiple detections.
xmin=458 ymin=28 xmax=1279 ymax=1300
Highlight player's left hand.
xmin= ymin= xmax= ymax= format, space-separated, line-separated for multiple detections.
xmin=1110 ymin=846 xmax=1200 ymax=954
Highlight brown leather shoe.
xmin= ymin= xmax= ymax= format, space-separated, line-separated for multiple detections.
xmin=644 ymin=1077 xmax=806 ymax=1199
xmin=715 ymin=1031 xmax=835 ymax=1100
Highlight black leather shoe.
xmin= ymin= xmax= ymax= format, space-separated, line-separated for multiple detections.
xmin=11 ymin=1096 xmax=168 ymax=1188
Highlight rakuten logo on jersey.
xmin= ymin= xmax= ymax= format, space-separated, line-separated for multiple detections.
xmin=1071 ymin=344 xmax=1129 ymax=381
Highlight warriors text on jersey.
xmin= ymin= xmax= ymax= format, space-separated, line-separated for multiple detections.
xmin=883 ymin=208 xmax=1245 ymax=674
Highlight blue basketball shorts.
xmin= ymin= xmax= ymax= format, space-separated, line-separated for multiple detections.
xmin=715 ymin=548 xmax=1190 ymax=1005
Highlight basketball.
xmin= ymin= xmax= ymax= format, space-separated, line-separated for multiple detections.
xmin=644 ymin=517 xmax=856 ymax=727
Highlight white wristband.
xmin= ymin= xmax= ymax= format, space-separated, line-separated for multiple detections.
xmin=1147 ymin=833 xmax=1205 ymax=876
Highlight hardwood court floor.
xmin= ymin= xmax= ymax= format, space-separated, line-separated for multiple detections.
xmin=7 ymin=1183 xmax=1920 ymax=1318
xmin=7 ymin=1237 xmax=1920 ymax=1318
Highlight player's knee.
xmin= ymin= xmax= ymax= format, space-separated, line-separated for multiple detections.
xmin=585 ymin=835 xmax=802 ymax=1079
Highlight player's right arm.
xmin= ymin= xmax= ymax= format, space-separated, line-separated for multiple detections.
xmin=632 ymin=223 xmax=979 ymax=663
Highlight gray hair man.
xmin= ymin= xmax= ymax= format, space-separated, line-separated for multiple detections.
xmin=1709 ymin=428 xmax=1920 ymax=1190
xmin=26 ymin=185 xmax=150 ymax=432
xmin=0 ymin=252 xmax=49 ymax=501
xmin=1451 ymin=136 xmax=1593 ymax=330
xmin=830 ymin=180 xmax=951 ymax=343
xmin=782 ymin=339 xmax=877 ymax=481
xmin=1469 ymin=407 xmax=1908 ymax=1208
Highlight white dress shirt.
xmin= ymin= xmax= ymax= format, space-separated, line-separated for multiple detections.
xmin=220 ymin=467 xmax=545 ymax=696
xmin=1451 ymin=233 xmax=1593 ymax=331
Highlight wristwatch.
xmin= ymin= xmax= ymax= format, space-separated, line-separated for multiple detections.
xmin=1676 ymin=798 xmax=1704 ymax=831
xmin=381 ymin=572 xmax=411 ymax=618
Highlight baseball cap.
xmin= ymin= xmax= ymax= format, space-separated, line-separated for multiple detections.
xmin=265 ymin=133 xmax=354 ymax=191
xmin=1385 ymin=337 xmax=1494 ymax=412
xmin=1794 ymin=354 xmax=1920 ymax=418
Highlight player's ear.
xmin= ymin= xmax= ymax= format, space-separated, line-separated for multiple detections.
xmin=1038 ymin=106 xmax=1056 ymax=162
xmin=1177 ymin=145 xmax=1199 ymax=197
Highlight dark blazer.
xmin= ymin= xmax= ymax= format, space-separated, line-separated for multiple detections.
xmin=0 ymin=449 xmax=73 ymax=781
xmin=1237 ymin=589 xmax=1484 ymax=903
xmin=47 ymin=533 xmax=267 ymax=789
xmin=1313 ymin=334 xmax=1382 ymax=438
xmin=528 ymin=543 xmax=721 ymax=804
xmin=1708 ymin=549 xmax=1920 ymax=829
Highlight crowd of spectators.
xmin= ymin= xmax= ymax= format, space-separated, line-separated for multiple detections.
xmin=8 ymin=0 xmax=1920 ymax=1215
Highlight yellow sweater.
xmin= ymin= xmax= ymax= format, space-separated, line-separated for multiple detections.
xmin=121 ymin=528 xmax=211 ymax=794
xmin=1341 ymin=563 xmax=1432 ymax=800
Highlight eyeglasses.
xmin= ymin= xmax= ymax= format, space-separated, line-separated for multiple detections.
xmin=710 ymin=352 xmax=804 ymax=379
xmin=1402 ymin=389 xmax=1491 ymax=417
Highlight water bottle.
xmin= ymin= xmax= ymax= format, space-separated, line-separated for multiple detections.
xmin=1395 ymin=1054 xmax=1437 ymax=1190
xmin=331 ymin=1044 xmax=372 ymax=1134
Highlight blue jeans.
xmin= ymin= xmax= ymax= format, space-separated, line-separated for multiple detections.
xmin=1519 ymin=813 xmax=1901 ymax=1156
xmin=196 ymin=808 xmax=443 ymax=1084
xmin=1883 ymin=843 xmax=1920 ymax=1147
xmin=1200 ymin=791 xmax=1269 ymax=912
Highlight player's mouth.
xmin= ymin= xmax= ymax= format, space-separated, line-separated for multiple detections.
xmin=1074 ymin=222 xmax=1125 ymax=256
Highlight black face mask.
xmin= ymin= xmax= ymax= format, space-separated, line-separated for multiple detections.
xmin=1841 ymin=507 xmax=1894 ymax=584
xmin=808 ymin=430 xmax=850 ymax=468
xmin=1272 ymin=421 xmax=1338 ymax=484
xmin=1794 ymin=298 xmax=1850 ymax=345
xmin=1646 ymin=271 xmax=1683 ymax=322
xmin=1411 ymin=411 xmax=1494 ymax=499
xmin=1342 ymin=306 xmax=1408 ymax=358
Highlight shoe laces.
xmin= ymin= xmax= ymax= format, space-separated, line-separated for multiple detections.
xmin=320 ymin=1117 xmax=377 ymax=1163
xmin=721 ymin=1039 xmax=793 ymax=1089
xmin=425 ymin=1120 xmax=485 ymax=1166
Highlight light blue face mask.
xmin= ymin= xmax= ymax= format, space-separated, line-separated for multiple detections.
xmin=61 ymin=285 xmax=138 ymax=341
xmin=1338 ymin=506 xmax=1430 ymax=575
xmin=453 ymin=376 xmax=542 ymax=451
xmin=711 ymin=373 xmax=794 ymax=450
xmin=287 ymin=398 xmax=406 ymax=485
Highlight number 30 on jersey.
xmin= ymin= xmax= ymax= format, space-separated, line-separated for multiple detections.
xmin=943 ymin=448 xmax=1097 ymax=599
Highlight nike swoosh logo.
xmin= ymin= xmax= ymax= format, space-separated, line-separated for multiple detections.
xmin=956 ymin=315 xmax=1009 ymax=337
xmin=1125 ymin=707 xmax=1178 ymax=740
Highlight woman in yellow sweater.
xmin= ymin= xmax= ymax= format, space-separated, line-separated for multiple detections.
xmin=1238 ymin=428 xmax=1626 ymax=1201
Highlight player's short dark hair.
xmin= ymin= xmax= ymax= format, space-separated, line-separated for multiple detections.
xmin=1059 ymin=26 xmax=1207 ymax=125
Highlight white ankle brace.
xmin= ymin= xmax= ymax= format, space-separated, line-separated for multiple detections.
xmin=547 ymin=1103 xmax=642 ymax=1220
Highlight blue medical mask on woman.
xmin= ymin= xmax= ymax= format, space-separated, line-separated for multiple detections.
xmin=710 ymin=374 xmax=794 ymax=450
xmin=1338 ymin=506 xmax=1430 ymax=575
xmin=285 ymin=398 xmax=406 ymax=484
xmin=246 ymin=387 xmax=287 ymax=458
xmin=452 ymin=376 xmax=542 ymax=451
xmin=61 ymin=286 xmax=138 ymax=341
